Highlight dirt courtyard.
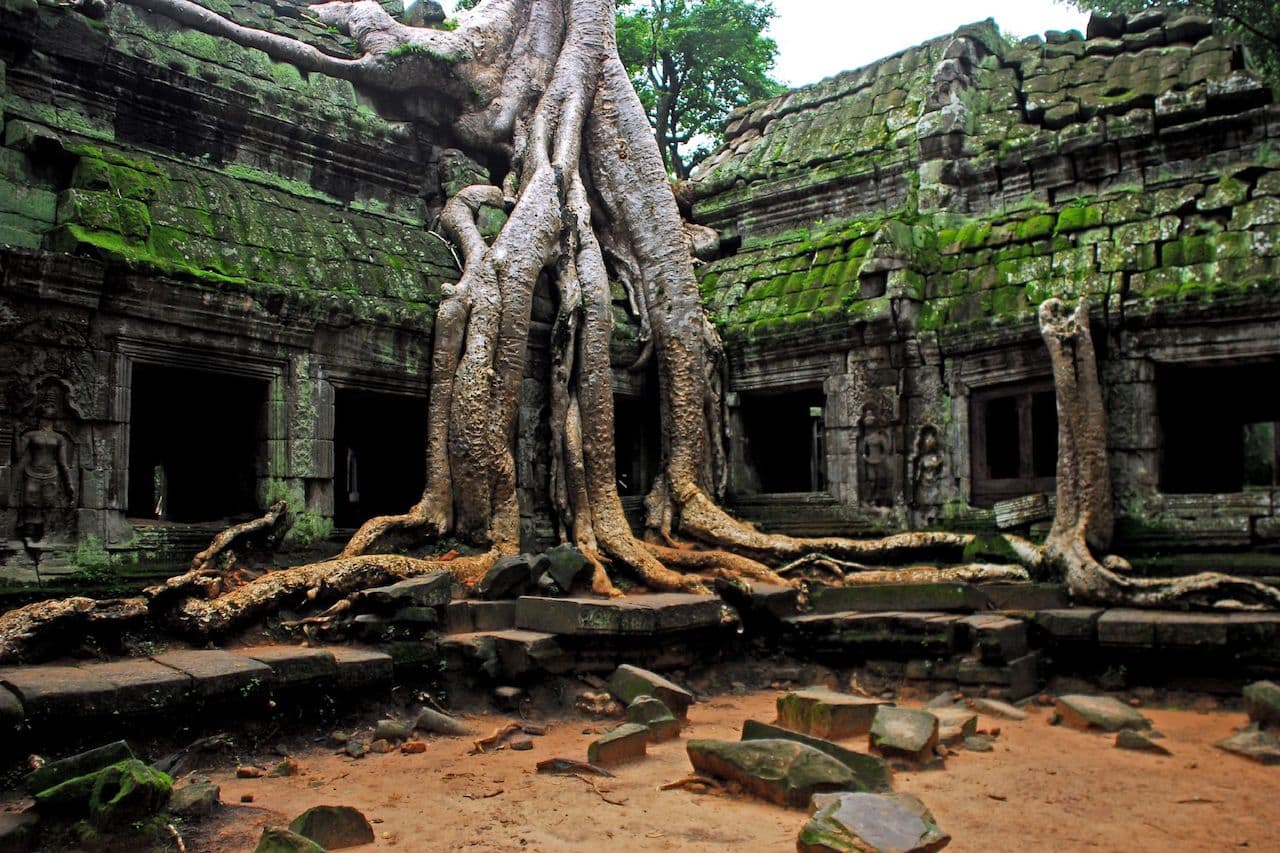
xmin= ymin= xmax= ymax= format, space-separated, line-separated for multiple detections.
xmin=182 ymin=690 xmax=1279 ymax=852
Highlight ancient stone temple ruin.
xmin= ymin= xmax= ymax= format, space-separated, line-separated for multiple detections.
xmin=2 ymin=2 xmax=1278 ymax=581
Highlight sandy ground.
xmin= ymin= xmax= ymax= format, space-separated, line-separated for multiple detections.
xmin=177 ymin=691 xmax=1280 ymax=853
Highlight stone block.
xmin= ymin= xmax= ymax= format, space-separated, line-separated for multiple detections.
xmin=152 ymin=650 xmax=273 ymax=701
xmin=353 ymin=572 xmax=452 ymax=611
xmin=607 ymin=665 xmax=694 ymax=719
xmin=1097 ymin=610 xmax=1156 ymax=646
xmin=1216 ymin=727 xmax=1280 ymax=765
xmin=515 ymin=594 xmax=727 ymax=636
xmin=0 ymin=664 xmax=118 ymax=720
xmin=23 ymin=739 xmax=136 ymax=794
xmin=983 ymin=583 xmax=1069 ymax=611
xmin=1035 ymin=608 xmax=1102 ymax=641
xmin=329 ymin=647 xmax=394 ymax=692
xmin=1244 ymin=681 xmax=1280 ymax=728
xmin=799 ymin=792 xmax=950 ymax=853
xmin=868 ymin=707 xmax=939 ymax=762
xmin=626 ymin=695 xmax=681 ymax=742
xmin=740 ymin=720 xmax=893 ymax=793
xmin=687 ymin=738 xmax=859 ymax=808
xmin=489 ymin=629 xmax=570 ymax=678
xmin=587 ymin=723 xmax=649 ymax=766
xmin=962 ymin=614 xmax=1029 ymax=663
xmin=933 ymin=707 xmax=978 ymax=745
xmin=1055 ymin=694 xmax=1150 ymax=732
xmin=776 ymin=688 xmax=888 ymax=739
xmin=809 ymin=583 xmax=988 ymax=614
xmin=79 ymin=659 xmax=193 ymax=715
xmin=1151 ymin=612 xmax=1230 ymax=648
xmin=475 ymin=554 xmax=544 ymax=600
xmin=236 ymin=646 xmax=337 ymax=686
xmin=446 ymin=600 xmax=517 ymax=633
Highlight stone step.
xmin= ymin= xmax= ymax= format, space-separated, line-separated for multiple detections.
xmin=785 ymin=611 xmax=965 ymax=658
xmin=514 ymin=594 xmax=730 ymax=636
xmin=809 ymin=583 xmax=991 ymax=614
xmin=445 ymin=600 xmax=518 ymax=633
xmin=0 ymin=645 xmax=394 ymax=730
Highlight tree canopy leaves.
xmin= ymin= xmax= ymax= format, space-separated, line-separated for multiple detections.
xmin=1066 ymin=1 xmax=1279 ymax=89
xmin=616 ymin=0 xmax=781 ymax=179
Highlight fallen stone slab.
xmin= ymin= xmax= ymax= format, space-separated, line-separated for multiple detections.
xmin=1216 ymin=726 xmax=1280 ymax=765
xmin=869 ymin=707 xmax=939 ymax=763
xmin=588 ymin=723 xmax=649 ymax=766
xmin=810 ymin=583 xmax=988 ymax=614
xmin=0 ymin=664 xmax=119 ymax=720
xmin=34 ymin=759 xmax=172 ymax=828
xmin=236 ymin=646 xmax=337 ymax=687
xmin=151 ymin=650 xmax=273 ymax=701
xmin=0 ymin=684 xmax=22 ymax=728
xmin=777 ymin=688 xmax=888 ymax=739
xmin=255 ymin=826 xmax=325 ymax=853
xmin=446 ymin=600 xmax=518 ymax=633
xmin=1115 ymin=730 xmax=1172 ymax=756
xmin=289 ymin=804 xmax=375 ymax=849
xmin=740 ymin=720 xmax=892 ymax=793
xmin=516 ymin=594 xmax=728 ymax=637
xmin=1055 ymin=695 xmax=1150 ymax=733
xmin=933 ymin=707 xmax=978 ymax=746
xmin=967 ymin=698 xmax=1028 ymax=721
xmin=476 ymin=555 xmax=544 ymax=600
xmin=963 ymin=735 xmax=994 ymax=753
xmin=607 ymin=664 xmax=694 ymax=719
xmin=75 ymin=659 xmax=193 ymax=716
xmin=25 ymin=740 xmax=135 ymax=794
xmin=543 ymin=544 xmax=592 ymax=592
xmin=687 ymin=738 xmax=860 ymax=808
xmin=798 ymin=791 xmax=950 ymax=853
xmin=352 ymin=572 xmax=452 ymax=611
xmin=329 ymin=646 xmax=394 ymax=692
xmin=1244 ymin=681 xmax=1280 ymax=728
xmin=169 ymin=781 xmax=221 ymax=818
xmin=626 ymin=695 xmax=681 ymax=742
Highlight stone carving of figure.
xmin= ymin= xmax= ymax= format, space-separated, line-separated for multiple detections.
xmin=912 ymin=425 xmax=945 ymax=524
xmin=859 ymin=408 xmax=893 ymax=508
xmin=16 ymin=386 xmax=76 ymax=540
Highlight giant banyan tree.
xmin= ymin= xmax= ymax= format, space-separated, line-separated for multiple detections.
xmin=1 ymin=0 xmax=1278 ymax=661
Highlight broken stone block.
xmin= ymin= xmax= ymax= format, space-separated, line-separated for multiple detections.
xmin=543 ymin=543 xmax=592 ymax=591
xmin=1054 ymin=695 xmax=1150 ymax=733
xmin=1115 ymin=730 xmax=1171 ymax=756
xmin=740 ymin=720 xmax=893 ymax=793
xmin=963 ymin=735 xmax=994 ymax=753
xmin=414 ymin=707 xmax=473 ymax=736
xmin=34 ymin=759 xmax=172 ymax=828
xmin=475 ymin=554 xmax=543 ymax=600
xmin=689 ymin=738 xmax=861 ymax=808
xmin=1216 ymin=726 xmax=1280 ymax=765
xmin=869 ymin=707 xmax=939 ymax=763
xmin=24 ymin=740 xmax=135 ymax=794
xmin=626 ymin=695 xmax=681 ymax=742
xmin=933 ymin=707 xmax=978 ymax=746
xmin=607 ymin=664 xmax=694 ymax=719
xmin=798 ymin=792 xmax=951 ymax=853
xmin=288 ymin=805 xmax=375 ymax=850
xmin=777 ymin=688 xmax=888 ymax=739
xmin=169 ymin=781 xmax=221 ymax=818
xmin=374 ymin=719 xmax=412 ymax=742
xmin=587 ymin=723 xmax=649 ymax=766
xmin=1243 ymin=681 xmax=1280 ymax=728
xmin=353 ymin=572 xmax=452 ymax=611
xmin=255 ymin=826 xmax=325 ymax=853
xmin=967 ymin=697 xmax=1028 ymax=721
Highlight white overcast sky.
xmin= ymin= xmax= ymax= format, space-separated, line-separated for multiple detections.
xmin=431 ymin=1 xmax=1091 ymax=87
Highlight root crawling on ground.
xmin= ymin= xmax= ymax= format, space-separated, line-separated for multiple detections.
xmin=188 ymin=500 xmax=292 ymax=573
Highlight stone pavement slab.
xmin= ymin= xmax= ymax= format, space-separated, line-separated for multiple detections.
xmin=236 ymin=646 xmax=337 ymax=686
xmin=0 ymin=664 xmax=118 ymax=719
xmin=78 ymin=658 xmax=194 ymax=715
xmin=515 ymin=594 xmax=728 ymax=636
xmin=329 ymin=647 xmax=394 ymax=692
xmin=152 ymin=649 xmax=273 ymax=700
xmin=810 ymin=583 xmax=989 ymax=614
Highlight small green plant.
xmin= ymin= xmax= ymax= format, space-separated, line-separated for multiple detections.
xmin=70 ymin=535 xmax=116 ymax=585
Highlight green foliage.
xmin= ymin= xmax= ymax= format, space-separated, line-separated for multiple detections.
xmin=1065 ymin=0 xmax=1279 ymax=90
xmin=616 ymin=0 xmax=782 ymax=178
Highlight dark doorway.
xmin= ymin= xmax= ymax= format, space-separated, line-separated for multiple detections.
xmin=740 ymin=388 xmax=826 ymax=493
xmin=334 ymin=389 xmax=427 ymax=527
xmin=614 ymin=394 xmax=661 ymax=497
xmin=970 ymin=379 xmax=1058 ymax=507
xmin=1159 ymin=361 xmax=1280 ymax=493
xmin=128 ymin=364 xmax=265 ymax=523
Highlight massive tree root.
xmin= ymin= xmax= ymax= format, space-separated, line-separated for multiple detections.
xmin=1038 ymin=298 xmax=1280 ymax=610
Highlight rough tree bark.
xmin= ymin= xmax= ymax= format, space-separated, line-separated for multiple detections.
xmin=1039 ymin=298 xmax=1280 ymax=610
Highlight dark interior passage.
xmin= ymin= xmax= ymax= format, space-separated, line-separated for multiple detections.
xmin=740 ymin=388 xmax=826 ymax=493
xmin=335 ymin=389 xmax=428 ymax=527
xmin=614 ymin=394 xmax=661 ymax=497
xmin=970 ymin=379 xmax=1057 ymax=507
xmin=1159 ymin=361 xmax=1280 ymax=493
xmin=128 ymin=364 xmax=265 ymax=523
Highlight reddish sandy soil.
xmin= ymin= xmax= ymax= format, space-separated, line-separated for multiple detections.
xmin=173 ymin=691 xmax=1280 ymax=853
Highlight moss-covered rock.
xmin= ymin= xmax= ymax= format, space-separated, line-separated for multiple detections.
xmin=34 ymin=759 xmax=172 ymax=829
